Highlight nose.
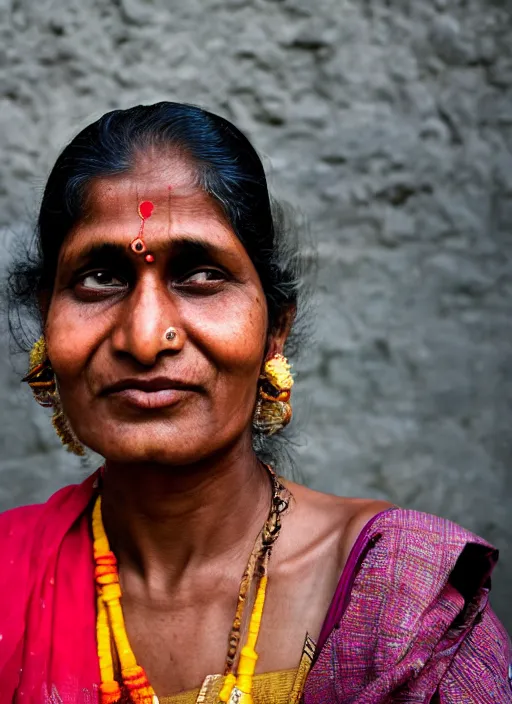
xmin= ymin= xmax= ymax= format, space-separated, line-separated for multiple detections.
xmin=111 ymin=275 xmax=184 ymax=366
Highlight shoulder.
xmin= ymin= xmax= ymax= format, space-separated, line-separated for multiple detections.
xmin=0 ymin=502 xmax=46 ymax=543
xmin=0 ymin=473 xmax=98 ymax=565
xmin=281 ymin=479 xmax=395 ymax=572
xmin=354 ymin=507 xmax=499 ymax=609
xmin=284 ymin=479 xmax=497 ymax=565
xmin=0 ymin=482 xmax=75 ymax=528
xmin=366 ymin=506 xmax=498 ymax=575
xmin=347 ymin=507 xmax=500 ymax=646
xmin=308 ymin=501 xmax=510 ymax=702
xmin=338 ymin=497 xmax=396 ymax=565
xmin=284 ymin=481 xmax=499 ymax=599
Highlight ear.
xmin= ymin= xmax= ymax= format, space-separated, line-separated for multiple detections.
xmin=266 ymin=305 xmax=296 ymax=359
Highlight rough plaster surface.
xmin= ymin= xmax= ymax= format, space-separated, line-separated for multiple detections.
xmin=1 ymin=0 xmax=511 ymax=632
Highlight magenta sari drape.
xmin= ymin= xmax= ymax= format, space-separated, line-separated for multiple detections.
xmin=0 ymin=474 xmax=100 ymax=702
xmin=1 ymin=473 xmax=511 ymax=703
xmin=304 ymin=509 xmax=512 ymax=703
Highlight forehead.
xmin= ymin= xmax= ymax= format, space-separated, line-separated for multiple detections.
xmin=81 ymin=154 xmax=228 ymax=232
xmin=59 ymin=153 xmax=256 ymax=268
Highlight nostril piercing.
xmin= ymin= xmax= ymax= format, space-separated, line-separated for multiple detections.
xmin=165 ymin=327 xmax=177 ymax=342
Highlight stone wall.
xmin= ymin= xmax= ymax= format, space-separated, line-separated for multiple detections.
xmin=1 ymin=0 xmax=511 ymax=633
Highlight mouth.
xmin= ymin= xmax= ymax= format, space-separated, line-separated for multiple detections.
xmin=101 ymin=377 xmax=199 ymax=410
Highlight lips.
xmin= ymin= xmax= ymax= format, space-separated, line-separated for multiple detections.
xmin=101 ymin=377 xmax=199 ymax=410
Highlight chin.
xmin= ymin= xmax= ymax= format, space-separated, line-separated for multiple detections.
xmin=69 ymin=403 xmax=253 ymax=467
xmin=76 ymin=423 xmax=229 ymax=467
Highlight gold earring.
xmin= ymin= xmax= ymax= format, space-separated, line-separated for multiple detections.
xmin=253 ymin=353 xmax=294 ymax=436
xmin=23 ymin=336 xmax=85 ymax=456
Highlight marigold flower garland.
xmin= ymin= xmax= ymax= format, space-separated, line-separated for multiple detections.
xmin=93 ymin=497 xmax=156 ymax=704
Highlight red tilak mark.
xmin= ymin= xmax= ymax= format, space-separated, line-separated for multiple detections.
xmin=167 ymin=186 xmax=172 ymax=237
xmin=130 ymin=200 xmax=154 ymax=255
xmin=145 ymin=253 xmax=155 ymax=263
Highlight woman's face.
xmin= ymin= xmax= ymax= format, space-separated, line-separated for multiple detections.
xmin=44 ymin=154 xmax=272 ymax=465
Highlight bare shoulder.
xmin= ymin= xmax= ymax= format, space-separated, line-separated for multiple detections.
xmin=338 ymin=495 xmax=396 ymax=564
xmin=267 ymin=480 xmax=395 ymax=649
xmin=280 ymin=478 xmax=395 ymax=570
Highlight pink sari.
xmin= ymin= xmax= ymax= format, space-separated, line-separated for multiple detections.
xmin=1 ymin=473 xmax=511 ymax=703
xmin=0 ymin=474 xmax=100 ymax=702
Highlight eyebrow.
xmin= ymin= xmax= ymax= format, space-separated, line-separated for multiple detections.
xmin=62 ymin=242 xmax=126 ymax=268
xmin=61 ymin=236 xmax=237 ymax=268
xmin=171 ymin=237 xmax=232 ymax=262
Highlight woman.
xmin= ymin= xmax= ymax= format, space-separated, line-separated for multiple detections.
xmin=1 ymin=102 xmax=510 ymax=704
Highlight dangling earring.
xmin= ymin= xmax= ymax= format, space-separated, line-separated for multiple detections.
xmin=22 ymin=336 xmax=85 ymax=456
xmin=252 ymin=353 xmax=294 ymax=436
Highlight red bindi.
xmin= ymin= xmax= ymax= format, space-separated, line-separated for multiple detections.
xmin=138 ymin=200 xmax=154 ymax=220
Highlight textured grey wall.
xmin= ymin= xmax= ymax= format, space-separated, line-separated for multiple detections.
xmin=1 ymin=0 xmax=511 ymax=633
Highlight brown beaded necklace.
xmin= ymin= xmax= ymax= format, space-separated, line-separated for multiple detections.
xmin=222 ymin=465 xmax=290 ymax=684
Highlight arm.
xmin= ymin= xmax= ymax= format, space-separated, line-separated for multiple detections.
xmin=436 ymin=604 xmax=512 ymax=703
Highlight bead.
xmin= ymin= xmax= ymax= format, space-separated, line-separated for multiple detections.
xmin=145 ymin=253 xmax=155 ymax=263
xmin=219 ymin=673 xmax=237 ymax=702
xmin=100 ymin=681 xmax=121 ymax=704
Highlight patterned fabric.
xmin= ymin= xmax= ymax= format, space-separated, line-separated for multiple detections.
xmin=0 ymin=475 xmax=511 ymax=702
xmin=304 ymin=509 xmax=512 ymax=703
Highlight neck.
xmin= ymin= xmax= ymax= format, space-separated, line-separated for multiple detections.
xmin=100 ymin=438 xmax=272 ymax=594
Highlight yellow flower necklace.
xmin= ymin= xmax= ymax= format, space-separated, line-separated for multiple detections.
xmin=92 ymin=466 xmax=290 ymax=704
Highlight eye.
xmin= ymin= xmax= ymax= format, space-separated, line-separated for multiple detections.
xmin=175 ymin=268 xmax=227 ymax=290
xmin=80 ymin=271 xmax=127 ymax=289
xmin=74 ymin=270 xmax=128 ymax=299
xmin=182 ymin=269 xmax=226 ymax=284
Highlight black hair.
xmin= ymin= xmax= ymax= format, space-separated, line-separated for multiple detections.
xmin=7 ymin=101 xmax=311 ymax=464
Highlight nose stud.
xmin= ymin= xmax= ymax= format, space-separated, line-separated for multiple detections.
xmin=165 ymin=327 xmax=177 ymax=342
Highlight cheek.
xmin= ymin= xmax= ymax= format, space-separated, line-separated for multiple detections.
xmin=44 ymin=299 xmax=105 ymax=381
xmin=190 ymin=292 xmax=267 ymax=374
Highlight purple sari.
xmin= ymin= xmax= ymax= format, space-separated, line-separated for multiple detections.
xmin=305 ymin=508 xmax=512 ymax=703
